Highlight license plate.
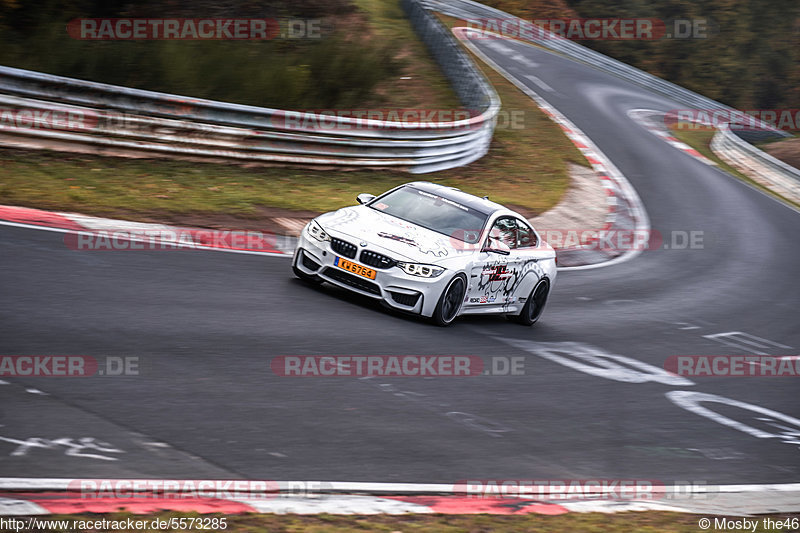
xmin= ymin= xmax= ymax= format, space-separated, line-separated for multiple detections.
xmin=334 ymin=256 xmax=377 ymax=280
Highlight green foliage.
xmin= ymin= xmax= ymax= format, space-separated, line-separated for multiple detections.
xmin=0 ymin=0 xmax=401 ymax=109
xmin=479 ymin=0 xmax=800 ymax=110
xmin=482 ymin=0 xmax=578 ymax=19
xmin=566 ymin=0 xmax=800 ymax=109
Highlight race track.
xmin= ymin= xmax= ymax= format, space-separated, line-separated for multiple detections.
xmin=1 ymin=36 xmax=798 ymax=485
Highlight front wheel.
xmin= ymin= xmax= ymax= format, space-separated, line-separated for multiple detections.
xmin=431 ymin=274 xmax=467 ymax=327
xmin=511 ymin=278 xmax=550 ymax=326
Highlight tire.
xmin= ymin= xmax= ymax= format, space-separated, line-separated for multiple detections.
xmin=292 ymin=249 xmax=322 ymax=285
xmin=511 ymin=278 xmax=550 ymax=326
xmin=432 ymin=274 xmax=467 ymax=327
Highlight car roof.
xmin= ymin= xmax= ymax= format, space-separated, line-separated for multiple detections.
xmin=403 ymin=181 xmax=507 ymax=216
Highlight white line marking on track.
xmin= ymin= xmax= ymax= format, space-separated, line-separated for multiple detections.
xmin=703 ymin=332 xmax=791 ymax=355
xmin=524 ymin=74 xmax=554 ymax=93
xmin=496 ymin=338 xmax=694 ymax=386
xmin=485 ymin=41 xmax=514 ymax=54
xmin=510 ymin=53 xmax=539 ymax=68
xmin=0 ymin=220 xmax=293 ymax=258
xmin=667 ymin=391 xmax=800 ymax=447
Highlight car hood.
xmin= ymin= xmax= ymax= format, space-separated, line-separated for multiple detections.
xmin=317 ymin=206 xmax=470 ymax=262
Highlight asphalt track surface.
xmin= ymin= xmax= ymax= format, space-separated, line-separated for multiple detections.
xmin=1 ymin=37 xmax=799 ymax=485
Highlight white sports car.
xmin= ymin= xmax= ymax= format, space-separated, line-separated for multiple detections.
xmin=292 ymin=182 xmax=556 ymax=326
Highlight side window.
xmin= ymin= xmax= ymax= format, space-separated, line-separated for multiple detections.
xmin=488 ymin=217 xmax=518 ymax=250
xmin=516 ymin=219 xmax=537 ymax=248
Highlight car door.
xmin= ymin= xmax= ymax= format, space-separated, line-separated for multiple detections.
xmin=508 ymin=217 xmax=546 ymax=309
xmin=466 ymin=216 xmax=524 ymax=309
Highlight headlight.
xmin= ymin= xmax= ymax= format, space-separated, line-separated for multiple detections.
xmin=397 ymin=262 xmax=444 ymax=278
xmin=307 ymin=220 xmax=330 ymax=242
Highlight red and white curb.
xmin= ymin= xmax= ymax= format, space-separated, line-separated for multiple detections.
xmin=0 ymin=493 xmax=568 ymax=516
xmin=0 ymin=205 xmax=296 ymax=257
xmin=453 ymin=27 xmax=650 ymax=270
xmin=628 ymin=108 xmax=717 ymax=166
xmin=0 ymin=478 xmax=568 ymax=515
xmin=3 ymin=479 xmax=800 ymax=516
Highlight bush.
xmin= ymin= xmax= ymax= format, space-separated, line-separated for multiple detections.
xmin=0 ymin=0 xmax=401 ymax=109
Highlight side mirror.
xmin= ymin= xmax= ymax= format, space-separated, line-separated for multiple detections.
xmin=356 ymin=193 xmax=376 ymax=205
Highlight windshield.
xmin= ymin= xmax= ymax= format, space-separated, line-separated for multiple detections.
xmin=369 ymin=186 xmax=489 ymax=243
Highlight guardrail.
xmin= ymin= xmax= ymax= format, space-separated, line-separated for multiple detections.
xmin=0 ymin=0 xmax=499 ymax=174
xmin=711 ymin=125 xmax=800 ymax=203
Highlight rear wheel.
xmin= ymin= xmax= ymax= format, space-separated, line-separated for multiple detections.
xmin=432 ymin=274 xmax=467 ymax=327
xmin=511 ymin=278 xmax=549 ymax=326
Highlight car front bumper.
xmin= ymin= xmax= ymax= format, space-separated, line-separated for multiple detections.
xmin=293 ymin=229 xmax=454 ymax=318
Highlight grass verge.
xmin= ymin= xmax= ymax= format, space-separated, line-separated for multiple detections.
xmin=756 ymin=135 xmax=800 ymax=171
